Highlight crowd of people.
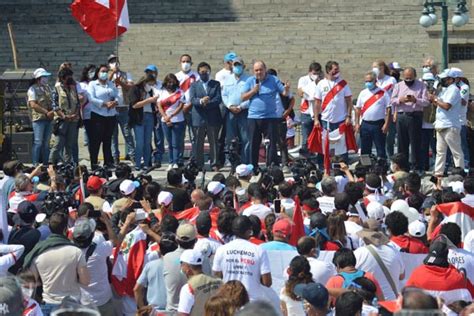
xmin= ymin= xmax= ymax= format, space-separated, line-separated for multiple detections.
xmin=0 ymin=52 xmax=471 ymax=316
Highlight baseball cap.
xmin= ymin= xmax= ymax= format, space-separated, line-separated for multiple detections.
xmin=158 ymin=191 xmax=173 ymax=206
xmin=224 ymin=52 xmax=237 ymax=62
xmin=180 ymin=249 xmax=203 ymax=265
xmin=176 ymin=223 xmax=197 ymax=241
xmin=450 ymin=67 xmax=464 ymax=78
xmin=294 ymin=283 xmax=329 ymax=310
xmin=144 ymin=64 xmax=158 ymax=73
xmin=207 ymin=181 xmax=225 ymax=195
xmin=408 ymin=220 xmax=426 ymax=237
xmin=119 ymin=179 xmax=136 ymax=196
xmin=438 ymin=69 xmax=451 ymax=79
xmin=424 ymin=239 xmax=450 ymax=267
xmin=0 ymin=277 xmax=23 ymax=316
xmin=107 ymin=54 xmax=118 ymax=63
xmin=33 ymin=68 xmax=51 ymax=79
xmin=232 ymin=57 xmax=244 ymax=65
xmin=86 ymin=176 xmax=106 ymax=191
xmin=236 ymin=164 xmax=253 ymax=177
xmin=16 ymin=201 xmax=38 ymax=223
xmin=422 ymin=73 xmax=435 ymax=81
xmin=272 ymin=218 xmax=293 ymax=239
xmin=367 ymin=201 xmax=384 ymax=222
xmin=72 ymin=218 xmax=95 ymax=240
xmin=389 ymin=62 xmax=402 ymax=70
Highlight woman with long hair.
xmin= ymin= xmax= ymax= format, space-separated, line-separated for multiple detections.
xmin=204 ymin=296 xmax=236 ymax=316
xmin=281 ymin=255 xmax=313 ymax=316
xmin=129 ymin=73 xmax=159 ymax=170
xmin=214 ymin=280 xmax=249 ymax=312
xmin=157 ymin=74 xmax=185 ymax=170
xmin=326 ymin=210 xmax=357 ymax=250
xmin=79 ymin=64 xmax=96 ymax=150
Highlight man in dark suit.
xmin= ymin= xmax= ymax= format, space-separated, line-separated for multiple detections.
xmin=189 ymin=62 xmax=223 ymax=171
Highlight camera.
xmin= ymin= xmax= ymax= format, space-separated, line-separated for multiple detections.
xmin=42 ymin=191 xmax=78 ymax=216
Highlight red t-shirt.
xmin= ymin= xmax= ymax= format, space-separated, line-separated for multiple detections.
xmin=390 ymin=235 xmax=429 ymax=254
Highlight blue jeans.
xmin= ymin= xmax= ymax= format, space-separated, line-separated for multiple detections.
xmin=32 ymin=120 xmax=53 ymax=165
xmin=162 ymin=120 xmax=185 ymax=164
xmin=226 ymin=110 xmax=250 ymax=164
xmin=300 ymin=113 xmax=314 ymax=152
xmin=153 ymin=119 xmax=165 ymax=164
xmin=133 ymin=113 xmax=154 ymax=169
xmin=41 ymin=302 xmax=59 ymax=315
xmin=321 ymin=120 xmax=348 ymax=162
xmin=360 ymin=120 xmax=386 ymax=158
xmin=112 ymin=109 xmax=135 ymax=159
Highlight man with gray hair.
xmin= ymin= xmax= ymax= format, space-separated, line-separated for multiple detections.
xmin=317 ymin=177 xmax=337 ymax=214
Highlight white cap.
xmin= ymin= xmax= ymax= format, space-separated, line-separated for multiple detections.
xmin=35 ymin=213 xmax=47 ymax=223
xmin=449 ymin=181 xmax=464 ymax=194
xmin=33 ymin=68 xmax=51 ymax=79
xmin=408 ymin=220 xmax=426 ymax=237
xmin=367 ymin=201 xmax=385 ymax=222
xmin=158 ymin=191 xmax=173 ymax=206
xmin=390 ymin=199 xmax=409 ymax=214
xmin=450 ymin=67 xmax=464 ymax=78
xmin=207 ymin=181 xmax=225 ymax=195
xmin=391 ymin=62 xmax=402 ymax=70
xmin=120 ymin=179 xmax=136 ymax=196
xmin=463 ymin=230 xmax=474 ymax=252
xmin=235 ymin=164 xmax=254 ymax=177
xmin=403 ymin=207 xmax=420 ymax=224
xmin=180 ymin=249 xmax=203 ymax=265
xmin=422 ymin=73 xmax=435 ymax=81
xmin=438 ymin=68 xmax=457 ymax=79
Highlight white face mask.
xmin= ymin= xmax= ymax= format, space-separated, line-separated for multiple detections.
xmin=22 ymin=286 xmax=34 ymax=299
xmin=40 ymin=77 xmax=49 ymax=85
xmin=372 ymin=67 xmax=380 ymax=77
xmin=310 ymin=74 xmax=318 ymax=81
xmin=181 ymin=62 xmax=191 ymax=72
xmin=88 ymin=70 xmax=96 ymax=80
xmin=422 ymin=66 xmax=431 ymax=74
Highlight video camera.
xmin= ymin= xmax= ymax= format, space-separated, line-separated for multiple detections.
xmin=42 ymin=191 xmax=78 ymax=216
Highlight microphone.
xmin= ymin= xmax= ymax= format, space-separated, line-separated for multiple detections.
xmin=255 ymin=78 xmax=260 ymax=95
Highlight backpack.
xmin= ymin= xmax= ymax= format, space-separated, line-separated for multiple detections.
xmin=339 ymin=269 xmax=366 ymax=288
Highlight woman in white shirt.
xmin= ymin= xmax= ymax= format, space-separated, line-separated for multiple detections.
xmin=157 ymin=74 xmax=186 ymax=169
xmin=79 ymin=64 xmax=97 ymax=154
xmin=280 ymin=255 xmax=313 ymax=316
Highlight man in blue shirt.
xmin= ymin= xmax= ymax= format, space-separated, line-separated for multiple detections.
xmin=242 ymin=60 xmax=290 ymax=168
xmin=222 ymin=57 xmax=250 ymax=164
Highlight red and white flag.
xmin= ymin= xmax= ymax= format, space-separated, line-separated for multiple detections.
xmin=435 ymin=201 xmax=474 ymax=239
xmin=71 ymin=0 xmax=129 ymax=43
xmin=111 ymin=226 xmax=147 ymax=297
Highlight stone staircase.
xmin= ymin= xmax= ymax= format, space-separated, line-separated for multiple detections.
xmin=0 ymin=0 xmax=472 ymax=96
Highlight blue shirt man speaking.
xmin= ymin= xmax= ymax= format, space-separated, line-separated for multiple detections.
xmin=242 ymin=60 xmax=290 ymax=168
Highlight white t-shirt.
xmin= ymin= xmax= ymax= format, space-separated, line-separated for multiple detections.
xmin=355 ymin=88 xmax=390 ymax=122
xmin=80 ymin=240 xmax=113 ymax=307
xmin=434 ymin=84 xmax=462 ymax=129
xmin=344 ymin=221 xmax=363 ymax=238
xmin=377 ymin=75 xmax=397 ymax=97
xmin=313 ymin=78 xmax=352 ymax=123
xmin=242 ymin=204 xmax=272 ymax=220
xmin=215 ymin=68 xmax=233 ymax=87
xmin=280 ymin=287 xmax=305 ymax=316
xmin=448 ymin=248 xmax=474 ymax=284
xmin=157 ymin=89 xmax=185 ymax=123
xmin=299 ymin=74 xmax=316 ymax=116
xmin=175 ymin=70 xmax=200 ymax=104
xmin=195 ymin=236 xmax=222 ymax=265
xmin=317 ymin=196 xmax=335 ymax=215
xmin=178 ymin=284 xmax=194 ymax=314
xmin=307 ymin=257 xmax=337 ymax=284
xmin=212 ymin=238 xmax=271 ymax=301
xmin=354 ymin=245 xmax=405 ymax=300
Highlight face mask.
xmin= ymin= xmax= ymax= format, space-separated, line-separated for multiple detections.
xmin=404 ymin=79 xmax=415 ymax=87
xmin=425 ymin=215 xmax=431 ymax=223
xmin=200 ymin=72 xmax=210 ymax=82
xmin=181 ymin=62 xmax=191 ymax=72
xmin=40 ymin=77 xmax=49 ymax=85
xmin=66 ymin=77 xmax=75 ymax=86
xmin=310 ymin=74 xmax=318 ymax=81
xmin=372 ymin=67 xmax=380 ymax=77
xmin=233 ymin=65 xmax=243 ymax=76
xmin=88 ymin=70 xmax=96 ymax=80
xmin=422 ymin=66 xmax=431 ymax=74
xmin=109 ymin=62 xmax=118 ymax=70
xmin=166 ymin=83 xmax=177 ymax=91
xmin=365 ymin=82 xmax=376 ymax=90
xmin=22 ymin=286 xmax=34 ymax=299
xmin=98 ymin=72 xmax=108 ymax=81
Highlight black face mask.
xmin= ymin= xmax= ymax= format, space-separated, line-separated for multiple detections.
xmin=166 ymin=83 xmax=177 ymax=91
xmin=404 ymin=79 xmax=415 ymax=87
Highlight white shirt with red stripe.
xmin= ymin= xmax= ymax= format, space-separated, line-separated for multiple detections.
xmin=377 ymin=75 xmax=397 ymax=97
xmin=175 ymin=70 xmax=200 ymax=104
xmin=23 ymin=298 xmax=42 ymax=316
xmin=298 ymin=74 xmax=315 ymax=116
xmin=314 ymin=78 xmax=352 ymax=123
xmin=355 ymin=87 xmax=391 ymax=122
xmin=157 ymin=89 xmax=186 ymax=123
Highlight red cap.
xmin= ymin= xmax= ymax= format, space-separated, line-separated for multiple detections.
xmin=272 ymin=218 xmax=293 ymax=238
xmin=86 ymin=176 xmax=106 ymax=191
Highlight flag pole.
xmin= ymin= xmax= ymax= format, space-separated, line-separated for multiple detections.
xmin=115 ymin=0 xmax=119 ymax=60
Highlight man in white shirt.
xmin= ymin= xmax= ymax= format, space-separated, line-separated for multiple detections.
xmin=215 ymin=52 xmax=236 ymax=87
xmin=316 ymin=177 xmax=337 ymax=215
xmin=355 ymin=71 xmax=391 ymax=158
xmin=298 ymin=62 xmax=323 ymax=154
xmin=242 ymin=187 xmax=272 ymax=220
xmin=297 ymin=236 xmax=336 ymax=284
xmin=429 ymin=68 xmax=464 ymax=177
xmin=451 ymin=68 xmax=470 ymax=167
xmin=212 ymin=216 xmax=273 ymax=302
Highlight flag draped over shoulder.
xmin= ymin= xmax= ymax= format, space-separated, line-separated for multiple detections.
xmin=71 ymin=0 xmax=129 ymax=43
xmin=436 ymin=201 xmax=474 ymax=239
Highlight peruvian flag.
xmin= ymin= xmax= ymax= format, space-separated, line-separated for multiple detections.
xmin=289 ymin=195 xmax=305 ymax=246
xmin=111 ymin=226 xmax=147 ymax=297
xmin=71 ymin=0 xmax=129 ymax=43
xmin=406 ymin=264 xmax=474 ymax=304
xmin=435 ymin=201 xmax=474 ymax=239
xmin=172 ymin=206 xmax=222 ymax=242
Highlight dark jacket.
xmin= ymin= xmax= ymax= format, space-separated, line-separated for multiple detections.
xmin=189 ymin=80 xmax=222 ymax=127
xmin=128 ymin=85 xmax=156 ymax=127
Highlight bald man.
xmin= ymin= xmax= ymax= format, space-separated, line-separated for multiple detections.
xmin=242 ymin=60 xmax=290 ymax=169
xmin=390 ymin=67 xmax=429 ymax=173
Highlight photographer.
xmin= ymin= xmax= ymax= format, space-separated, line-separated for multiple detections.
xmin=103 ymin=163 xmax=132 ymax=202
xmin=111 ymin=179 xmax=138 ymax=214
xmin=49 ymin=67 xmax=81 ymax=164
xmin=84 ymin=175 xmax=107 ymax=211
xmin=164 ymin=169 xmax=191 ymax=212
